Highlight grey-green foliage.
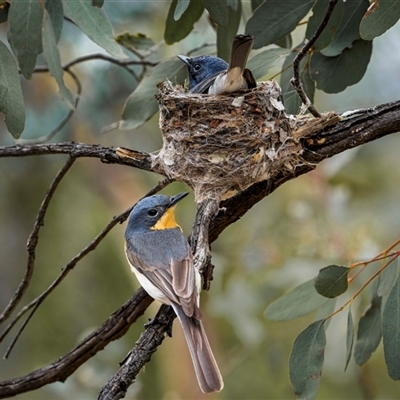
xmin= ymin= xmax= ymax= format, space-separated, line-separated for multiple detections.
xmin=2 ymin=0 xmax=400 ymax=137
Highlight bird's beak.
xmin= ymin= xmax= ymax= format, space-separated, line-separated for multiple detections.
xmin=169 ymin=192 xmax=189 ymax=208
xmin=177 ymin=55 xmax=190 ymax=66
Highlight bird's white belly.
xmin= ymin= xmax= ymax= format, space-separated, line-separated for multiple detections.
xmin=131 ymin=266 xmax=170 ymax=305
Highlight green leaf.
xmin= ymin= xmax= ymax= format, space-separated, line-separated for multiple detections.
xmin=345 ymin=308 xmax=354 ymax=371
xmin=120 ymin=59 xmax=187 ymax=131
xmin=275 ymin=34 xmax=292 ymax=49
xmin=247 ymin=47 xmax=290 ymax=80
xmin=354 ymin=294 xmax=382 ymax=365
xmin=382 ymin=277 xmax=400 ymax=380
xmin=116 ymin=32 xmax=155 ymax=52
xmin=63 ymin=0 xmax=126 ymax=59
xmin=0 ymin=2 xmax=10 ymax=23
xmin=0 ymin=40 xmax=25 ymax=138
xmin=360 ymin=0 xmax=400 ymax=40
xmin=280 ymin=48 xmax=315 ymax=115
xmin=165 ymin=0 xmax=204 ymax=45
xmin=265 ymin=279 xmax=329 ymax=322
xmin=321 ymin=0 xmax=369 ymax=57
xmin=289 ymin=320 xmax=326 ymax=400
xmin=306 ymin=0 xmax=344 ymax=51
xmin=314 ymin=298 xmax=336 ymax=325
xmin=202 ymin=0 xmax=228 ymax=28
xmin=246 ymin=0 xmax=315 ymax=49
xmin=377 ymin=258 xmax=399 ymax=297
xmin=174 ymin=0 xmax=190 ymax=20
xmin=314 ymin=265 xmax=349 ymax=298
xmin=45 ymin=0 xmax=63 ymax=44
xmin=91 ymin=0 xmax=104 ymax=7
xmin=8 ymin=0 xmax=43 ymax=79
xmin=42 ymin=10 xmax=75 ymax=109
xmin=251 ymin=0 xmax=263 ymax=12
xmin=310 ymin=39 xmax=372 ymax=94
xmin=216 ymin=1 xmax=242 ymax=62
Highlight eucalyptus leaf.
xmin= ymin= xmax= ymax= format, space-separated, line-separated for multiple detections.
xmin=345 ymin=308 xmax=354 ymax=371
xmin=246 ymin=0 xmax=314 ymax=49
xmin=321 ymin=0 xmax=369 ymax=57
xmin=42 ymin=10 xmax=75 ymax=109
xmin=0 ymin=2 xmax=9 ymax=23
xmin=45 ymin=0 xmax=64 ymax=44
xmin=289 ymin=320 xmax=326 ymax=400
xmin=120 ymin=59 xmax=187 ymax=131
xmin=8 ymin=0 xmax=43 ymax=79
xmin=0 ymin=39 xmax=25 ymax=137
xmin=92 ymin=0 xmax=104 ymax=7
xmin=382 ymin=277 xmax=400 ymax=380
xmin=314 ymin=265 xmax=349 ymax=298
xmin=354 ymin=294 xmax=382 ymax=365
xmin=216 ymin=0 xmax=241 ymax=62
xmin=174 ymin=0 xmax=190 ymax=20
xmin=63 ymin=0 xmax=126 ymax=59
xmin=360 ymin=0 xmax=400 ymax=40
xmin=202 ymin=0 xmax=228 ymax=28
xmin=247 ymin=47 xmax=290 ymax=80
xmin=310 ymin=39 xmax=372 ymax=94
xmin=377 ymin=258 xmax=399 ymax=297
xmin=165 ymin=0 xmax=204 ymax=45
xmin=306 ymin=0 xmax=344 ymax=51
xmin=265 ymin=279 xmax=328 ymax=321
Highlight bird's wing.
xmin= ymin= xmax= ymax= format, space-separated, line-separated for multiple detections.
xmin=126 ymin=231 xmax=201 ymax=319
xmin=189 ymin=71 xmax=225 ymax=94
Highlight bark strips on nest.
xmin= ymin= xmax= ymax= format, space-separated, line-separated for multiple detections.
xmin=153 ymin=80 xmax=310 ymax=203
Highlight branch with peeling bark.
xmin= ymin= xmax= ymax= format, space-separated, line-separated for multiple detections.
xmin=0 ymin=98 xmax=399 ymax=398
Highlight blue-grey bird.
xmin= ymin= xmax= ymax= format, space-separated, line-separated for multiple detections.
xmin=178 ymin=34 xmax=256 ymax=94
xmin=124 ymin=192 xmax=224 ymax=394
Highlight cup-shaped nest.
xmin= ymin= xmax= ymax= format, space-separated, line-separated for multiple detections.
xmin=153 ymin=80 xmax=302 ymax=202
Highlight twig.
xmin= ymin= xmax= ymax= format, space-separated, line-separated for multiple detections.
xmin=0 ymin=157 xmax=76 ymax=325
xmin=33 ymin=53 xmax=158 ymax=80
xmin=16 ymin=69 xmax=82 ymax=145
xmin=291 ymin=0 xmax=339 ymax=117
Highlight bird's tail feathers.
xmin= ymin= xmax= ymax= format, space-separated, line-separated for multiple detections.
xmin=173 ymin=305 xmax=224 ymax=394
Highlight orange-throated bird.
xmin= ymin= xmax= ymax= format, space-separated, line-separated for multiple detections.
xmin=178 ymin=34 xmax=256 ymax=94
xmin=124 ymin=192 xmax=223 ymax=393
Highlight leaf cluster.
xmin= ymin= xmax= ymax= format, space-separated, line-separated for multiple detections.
xmin=266 ymin=247 xmax=400 ymax=400
xmin=2 ymin=0 xmax=400 ymax=139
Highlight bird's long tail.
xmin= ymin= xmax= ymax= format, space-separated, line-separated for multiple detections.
xmin=173 ymin=305 xmax=224 ymax=393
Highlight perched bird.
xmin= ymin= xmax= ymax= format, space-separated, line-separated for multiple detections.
xmin=124 ymin=193 xmax=224 ymax=394
xmin=178 ymin=34 xmax=257 ymax=94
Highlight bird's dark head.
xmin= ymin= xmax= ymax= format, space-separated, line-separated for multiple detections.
xmin=125 ymin=192 xmax=188 ymax=236
xmin=178 ymin=54 xmax=228 ymax=89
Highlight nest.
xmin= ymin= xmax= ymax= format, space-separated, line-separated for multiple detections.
xmin=152 ymin=80 xmax=306 ymax=202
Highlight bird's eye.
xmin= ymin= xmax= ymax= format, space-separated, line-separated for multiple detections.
xmin=148 ymin=209 xmax=158 ymax=217
xmin=194 ymin=64 xmax=201 ymax=71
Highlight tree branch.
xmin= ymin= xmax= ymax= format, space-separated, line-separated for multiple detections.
xmin=0 ymin=143 xmax=157 ymax=174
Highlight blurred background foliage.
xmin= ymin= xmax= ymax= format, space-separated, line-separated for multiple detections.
xmin=1 ymin=1 xmax=400 ymax=399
